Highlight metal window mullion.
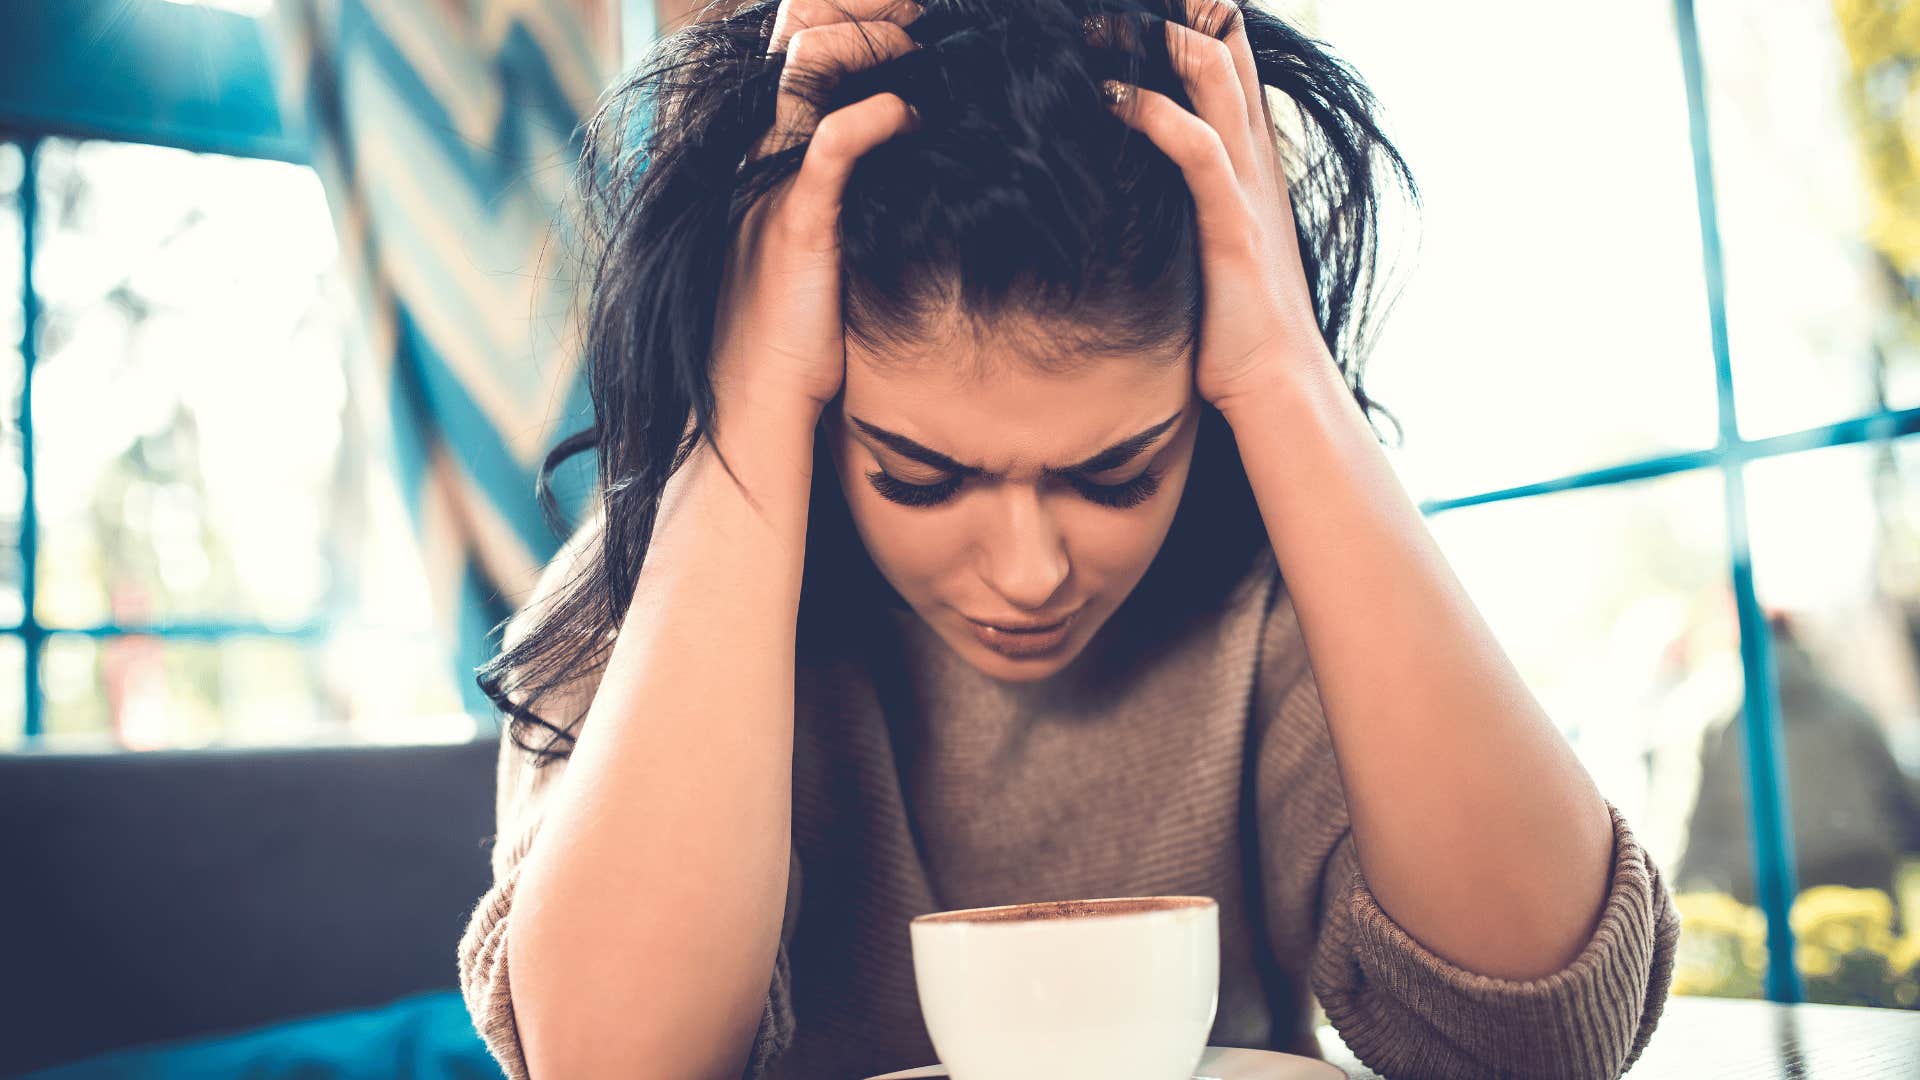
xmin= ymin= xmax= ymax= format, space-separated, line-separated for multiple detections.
xmin=1671 ymin=0 xmax=1804 ymax=1003
xmin=28 ymin=621 xmax=328 ymax=641
xmin=1418 ymin=406 xmax=1920 ymax=517
xmin=18 ymin=135 xmax=41 ymax=741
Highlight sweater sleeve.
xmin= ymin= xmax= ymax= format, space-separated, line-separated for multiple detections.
xmin=1250 ymin=572 xmax=1681 ymax=1080
xmin=1309 ymin=797 xmax=1680 ymax=1079
xmin=454 ymin=513 xmax=802 ymax=1079
xmin=454 ymin=739 xmax=803 ymax=1080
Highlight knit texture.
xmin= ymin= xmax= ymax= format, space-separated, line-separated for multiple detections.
xmin=457 ymin=542 xmax=1680 ymax=1079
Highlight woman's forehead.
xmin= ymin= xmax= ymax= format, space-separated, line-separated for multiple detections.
xmin=838 ymin=346 xmax=1193 ymax=471
xmin=846 ymin=304 xmax=1190 ymax=380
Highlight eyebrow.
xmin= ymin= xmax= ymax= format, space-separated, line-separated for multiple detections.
xmin=846 ymin=408 xmax=1185 ymax=480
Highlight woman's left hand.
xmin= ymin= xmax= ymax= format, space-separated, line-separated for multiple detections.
xmin=1089 ymin=1 xmax=1337 ymax=414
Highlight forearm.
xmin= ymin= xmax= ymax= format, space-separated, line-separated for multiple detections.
xmin=510 ymin=386 xmax=821 ymax=1078
xmin=1220 ymin=352 xmax=1613 ymax=982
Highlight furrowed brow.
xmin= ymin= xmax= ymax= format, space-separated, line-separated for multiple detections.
xmin=847 ymin=409 xmax=1184 ymax=480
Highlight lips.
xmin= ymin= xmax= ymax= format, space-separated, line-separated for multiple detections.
xmin=963 ymin=607 xmax=1082 ymax=659
xmin=968 ymin=611 xmax=1077 ymax=633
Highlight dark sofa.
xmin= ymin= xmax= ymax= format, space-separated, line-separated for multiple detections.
xmin=0 ymin=737 xmax=500 ymax=1076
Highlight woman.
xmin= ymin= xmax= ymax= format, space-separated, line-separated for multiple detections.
xmin=457 ymin=2 xmax=1681 ymax=1077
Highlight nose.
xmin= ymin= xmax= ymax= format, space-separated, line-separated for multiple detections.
xmin=976 ymin=484 xmax=1071 ymax=613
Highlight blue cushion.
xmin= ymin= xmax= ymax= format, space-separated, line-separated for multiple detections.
xmin=20 ymin=989 xmax=506 ymax=1080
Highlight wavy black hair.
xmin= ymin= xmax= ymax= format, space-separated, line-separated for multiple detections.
xmin=477 ymin=0 xmax=1417 ymax=764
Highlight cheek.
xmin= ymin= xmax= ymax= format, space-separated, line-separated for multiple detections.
xmin=1096 ymin=450 xmax=1197 ymax=566
xmin=832 ymin=461 xmax=957 ymax=581
xmin=1059 ymin=480 xmax=1186 ymax=576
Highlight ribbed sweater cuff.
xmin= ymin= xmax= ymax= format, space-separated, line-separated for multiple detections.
xmin=1322 ymin=799 xmax=1680 ymax=1079
xmin=455 ymin=824 xmax=540 ymax=1080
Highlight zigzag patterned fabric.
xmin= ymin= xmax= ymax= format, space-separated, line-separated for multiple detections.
xmin=263 ymin=0 xmax=624 ymax=718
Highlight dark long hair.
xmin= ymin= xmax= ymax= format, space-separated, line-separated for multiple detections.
xmin=476 ymin=0 xmax=1416 ymax=765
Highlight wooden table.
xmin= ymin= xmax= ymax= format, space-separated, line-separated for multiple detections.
xmin=1314 ymin=994 xmax=1920 ymax=1078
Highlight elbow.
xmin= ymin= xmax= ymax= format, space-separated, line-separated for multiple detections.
xmin=506 ymin=917 xmax=764 ymax=1080
xmin=457 ymin=890 xmax=699 ymax=1079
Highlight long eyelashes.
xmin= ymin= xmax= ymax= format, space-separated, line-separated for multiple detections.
xmin=863 ymin=468 xmax=1164 ymax=510
xmin=1077 ymin=468 xmax=1163 ymax=509
xmin=864 ymin=470 xmax=964 ymax=507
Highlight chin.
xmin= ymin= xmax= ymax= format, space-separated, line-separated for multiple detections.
xmin=963 ymin=646 xmax=1075 ymax=681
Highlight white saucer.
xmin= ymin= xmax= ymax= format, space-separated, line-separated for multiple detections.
xmin=863 ymin=1046 xmax=1348 ymax=1079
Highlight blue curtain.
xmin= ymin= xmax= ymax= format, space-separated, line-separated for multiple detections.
xmin=263 ymin=0 xmax=626 ymax=718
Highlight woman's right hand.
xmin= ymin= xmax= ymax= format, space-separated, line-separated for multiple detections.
xmin=708 ymin=0 xmax=924 ymax=418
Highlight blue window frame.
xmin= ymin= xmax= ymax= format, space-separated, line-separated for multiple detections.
xmin=2 ymin=0 xmax=332 ymax=745
xmin=6 ymin=0 xmax=1918 ymax=1009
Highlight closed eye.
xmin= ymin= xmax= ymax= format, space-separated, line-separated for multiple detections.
xmin=864 ymin=468 xmax=1164 ymax=510
xmin=864 ymin=470 xmax=963 ymax=507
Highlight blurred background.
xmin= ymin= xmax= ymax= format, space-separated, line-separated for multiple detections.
xmin=0 ymin=0 xmax=1915 ymax=1075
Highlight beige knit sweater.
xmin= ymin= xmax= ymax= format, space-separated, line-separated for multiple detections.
xmin=457 ymin=537 xmax=1680 ymax=1080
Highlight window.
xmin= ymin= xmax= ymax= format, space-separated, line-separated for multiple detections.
xmin=1 ymin=134 xmax=468 ymax=750
xmin=1284 ymin=0 xmax=1920 ymax=1011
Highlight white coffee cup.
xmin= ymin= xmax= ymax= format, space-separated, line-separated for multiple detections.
xmin=908 ymin=895 xmax=1220 ymax=1080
